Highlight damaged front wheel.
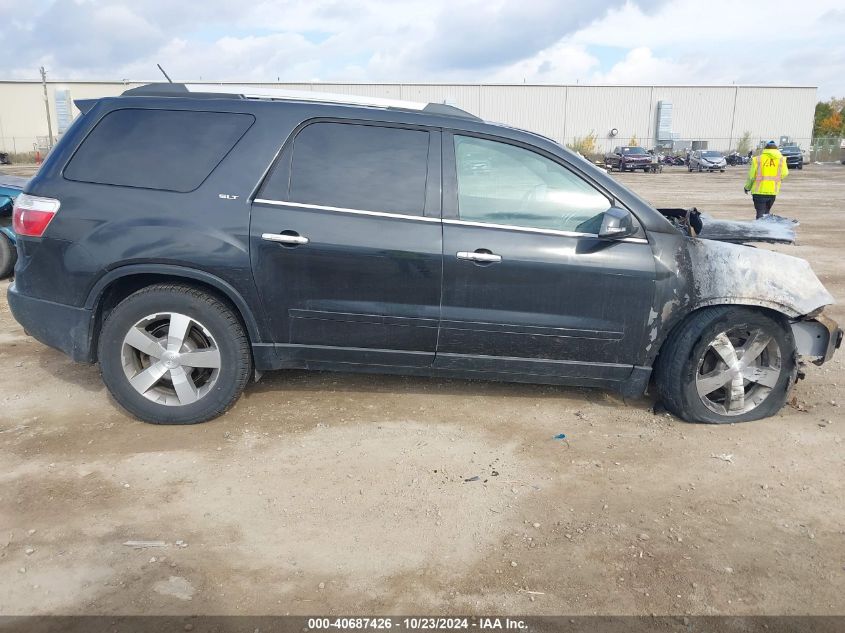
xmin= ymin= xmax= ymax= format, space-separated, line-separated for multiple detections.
xmin=656 ymin=307 xmax=796 ymax=423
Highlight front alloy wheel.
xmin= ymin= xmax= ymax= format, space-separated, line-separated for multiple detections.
xmin=695 ymin=327 xmax=782 ymax=416
xmin=655 ymin=306 xmax=796 ymax=423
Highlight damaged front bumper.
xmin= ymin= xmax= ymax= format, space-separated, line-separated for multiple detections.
xmin=791 ymin=312 xmax=843 ymax=365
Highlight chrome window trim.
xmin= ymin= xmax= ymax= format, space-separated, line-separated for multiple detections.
xmin=443 ymin=218 xmax=648 ymax=243
xmin=252 ymin=198 xmax=440 ymax=223
xmin=252 ymin=198 xmax=648 ymax=243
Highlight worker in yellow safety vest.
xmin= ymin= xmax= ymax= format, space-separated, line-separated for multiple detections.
xmin=744 ymin=140 xmax=788 ymax=219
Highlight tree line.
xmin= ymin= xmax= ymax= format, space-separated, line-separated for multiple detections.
xmin=813 ymin=98 xmax=845 ymax=138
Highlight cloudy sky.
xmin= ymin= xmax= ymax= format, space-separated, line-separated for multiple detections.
xmin=1 ymin=0 xmax=843 ymax=98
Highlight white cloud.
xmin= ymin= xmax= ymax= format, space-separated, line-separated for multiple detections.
xmin=484 ymin=43 xmax=600 ymax=84
xmin=0 ymin=0 xmax=842 ymax=98
xmin=591 ymin=47 xmax=702 ymax=85
xmin=570 ymin=0 xmax=844 ymax=96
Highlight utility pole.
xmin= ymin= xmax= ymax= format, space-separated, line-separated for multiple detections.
xmin=40 ymin=66 xmax=54 ymax=149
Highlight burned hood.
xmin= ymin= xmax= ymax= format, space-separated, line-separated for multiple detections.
xmin=658 ymin=208 xmax=797 ymax=244
xmin=684 ymin=238 xmax=833 ymax=318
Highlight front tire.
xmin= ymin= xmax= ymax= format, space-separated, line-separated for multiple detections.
xmin=0 ymin=233 xmax=16 ymax=279
xmin=98 ymin=284 xmax=252 ymax=424
xmin=655 ymin=307 xmax=796 ymax=424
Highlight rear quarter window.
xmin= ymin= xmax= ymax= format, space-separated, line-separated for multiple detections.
xmin=64 ymin=108 xmax=254 ymax=192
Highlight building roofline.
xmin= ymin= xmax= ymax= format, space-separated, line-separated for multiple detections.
xmin=0 ymin=79 xmax=820 ymax=90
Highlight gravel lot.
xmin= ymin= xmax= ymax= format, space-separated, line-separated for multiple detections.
xmin=1 ymin=164 xmax=843 ymax=616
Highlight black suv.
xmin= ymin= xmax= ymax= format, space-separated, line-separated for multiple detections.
xmin=8 ymin=84 xmax=841 ymax=425
xmin=779 ymin=145 xmax=804 ymax=170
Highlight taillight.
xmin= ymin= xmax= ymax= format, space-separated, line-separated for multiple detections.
xmin=12 ymin=194 xmax=61 ymax=237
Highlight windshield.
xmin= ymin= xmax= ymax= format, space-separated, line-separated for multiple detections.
xmin=622 ymin=147 xmax=647 ymax=154
xmin=702 ymin=151 xmax=722 ymax=158
xmin=781 ymin=146 xmax=800 ymax=154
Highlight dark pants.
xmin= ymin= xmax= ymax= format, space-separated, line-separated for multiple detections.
xmin=752 ymin=194 xmax=776 ymax=219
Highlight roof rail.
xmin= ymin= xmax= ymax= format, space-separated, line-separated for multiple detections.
xmin=120 ymin=83 xmax=481 ymax=120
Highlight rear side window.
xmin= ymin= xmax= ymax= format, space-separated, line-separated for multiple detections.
xmin=283 ymin=122 xmax=429 ymax=216
xmin=64 ymin=109 xmax=254 ymax=192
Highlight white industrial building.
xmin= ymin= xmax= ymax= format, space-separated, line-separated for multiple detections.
xmin=0 ymin=80 xmax=816 ymax=156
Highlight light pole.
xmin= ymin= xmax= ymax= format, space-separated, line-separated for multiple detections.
xmin=40 ymin=66 xmax=54 ymax=149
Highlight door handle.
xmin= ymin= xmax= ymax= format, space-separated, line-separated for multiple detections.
xmin=262 ymin=232 xmax=309 ymax=245
xmin=456 ymin=250 xmax=502 ymax=263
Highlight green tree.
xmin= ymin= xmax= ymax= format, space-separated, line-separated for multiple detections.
xmin=818 ymin=111 xmax=843 ymax=136
xmin=566 ymin=130 xmax=598 ymax=158
xmin=813 ymin=101 xmax=833 ymax=137
xmin=736 ymin=131 xmax=752 ymax=155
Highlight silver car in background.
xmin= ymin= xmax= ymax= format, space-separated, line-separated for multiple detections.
xmin=689 ymin=150 xmax=727 ymax=172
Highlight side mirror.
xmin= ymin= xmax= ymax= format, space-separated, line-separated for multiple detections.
xmin=598 ymin=207 xmax=637 ymax=240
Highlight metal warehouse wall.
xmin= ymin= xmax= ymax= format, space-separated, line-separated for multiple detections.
xmin=0 ymin=81 xmax=816 ymax=155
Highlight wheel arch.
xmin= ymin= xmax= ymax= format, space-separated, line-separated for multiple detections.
xmin=648 ymin=301 xmax=793 ymax=372
xmin=85 ymin=265 xmax=266 ymax=361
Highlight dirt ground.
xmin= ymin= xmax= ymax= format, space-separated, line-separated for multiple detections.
xmin=1 ymin=164 xmax=843 ymax=616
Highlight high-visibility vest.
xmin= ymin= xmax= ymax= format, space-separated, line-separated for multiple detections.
xmin=747 ymin=149 xmax=788 ymax=195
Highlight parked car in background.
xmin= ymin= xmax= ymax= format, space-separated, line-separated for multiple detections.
xmin=780 ymin=144 xmax=803 ymax=170
xmin=661 ymin=154 xmax=686 ymax=166
xmin=6 ymin=83 xmax=841 ymax=425
xmin=688 ymin=150 xmax=727 ymax=172
xmin=604 ymin=146 xmax=651 ymax=172
xmin=0 ymin=175 xmax=25 ymax=279
xmin=726 ymin=151 xmax=748 ymax=166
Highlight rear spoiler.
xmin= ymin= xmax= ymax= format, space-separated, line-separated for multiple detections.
xmin=74 ymin=99 xmax=97 ymax=114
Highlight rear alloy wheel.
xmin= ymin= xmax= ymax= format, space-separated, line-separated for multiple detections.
xmin=99 ymin=284 xmax=252 ymax=424
xmin=120 ymin=312 xmax=222 ymax=407
xmin=0 ymin=233 xmax=16 ymax=279
xmin=656 ymin=306 xmax=796 ymax=423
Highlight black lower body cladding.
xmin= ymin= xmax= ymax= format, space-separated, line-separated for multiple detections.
xmin=7 ymin=282 xmax=96 ymax=362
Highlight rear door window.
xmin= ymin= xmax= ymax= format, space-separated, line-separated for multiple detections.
xmin=64 ymin=108 xmax=254 ymax=192
xmin=283 ymin=122 xmax=430 ymax=216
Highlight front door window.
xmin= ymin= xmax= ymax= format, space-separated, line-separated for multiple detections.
xmin=454 ymin=135 xmax=611 ymax=233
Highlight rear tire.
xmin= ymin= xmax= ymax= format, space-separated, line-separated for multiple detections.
xmin=655 ymin=306 xmax=796 ymax=424
xmin=98 ymin=284 xmax=252 ymax=424
xmin=0 ymin=233 xmax=16 ymax=279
